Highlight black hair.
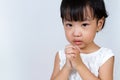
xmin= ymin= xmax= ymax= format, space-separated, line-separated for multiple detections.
xmin=60 ymin=0 xmax=108 ymax=29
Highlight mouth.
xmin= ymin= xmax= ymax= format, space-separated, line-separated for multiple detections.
xmin=73 ymin=40 xmax=83 ymax=45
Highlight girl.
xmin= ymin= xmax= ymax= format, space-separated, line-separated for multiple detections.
xmin=51 ymin=0 xmax=114 ymax=80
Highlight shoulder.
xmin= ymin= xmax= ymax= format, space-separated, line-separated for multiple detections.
xmin=56 ymin=49 xmax=67 ymax=70
xmin=99 ymin=47 xmax=114 ymax=66
xmin=54 ymin=49 xmax=65 ymax=61
xmin=51 ymin=49 xmax=66 ymax=80
xmin=100 ymin=47 xmax=114 ymax=54
xmin=98 ymin=47 xmax=114 ymax=80
xmin=50 ymin=51 xmax=60 ymax=80
xmin=54 ymin=49 xmax=66 ymax=65
xmin=58 ymin=49 xmax=66 ymax=60
xmin=100 ymin=47 xmax=114 ymax=58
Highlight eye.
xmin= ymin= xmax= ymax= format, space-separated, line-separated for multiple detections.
xmin=81 ymin=23 xmax=89 ymax=27
xmin=66 ymin=23 xmax=73 ymax=28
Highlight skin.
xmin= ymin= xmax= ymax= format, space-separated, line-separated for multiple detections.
xmin=51 ymin=8 xmax=114 ymax=80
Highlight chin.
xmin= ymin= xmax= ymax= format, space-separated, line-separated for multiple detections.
xmin=76 ymin=45 xmax=86 ymax=49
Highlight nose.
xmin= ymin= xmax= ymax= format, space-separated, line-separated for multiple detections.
xmin=73 ymin=27 xmax=82 ymax=37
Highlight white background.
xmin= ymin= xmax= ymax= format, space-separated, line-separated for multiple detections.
xmin=0 ymin=0 xmax=120 ymax=80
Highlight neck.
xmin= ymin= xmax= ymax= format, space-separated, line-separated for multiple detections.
xmin=80 ymin=42 xmax=100 ymax=54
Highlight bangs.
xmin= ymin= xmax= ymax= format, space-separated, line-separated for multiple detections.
xmin=60 ymin=0 xmax=108 ymax=29
xmin=60 ymin=1 xmax=95 ymax=21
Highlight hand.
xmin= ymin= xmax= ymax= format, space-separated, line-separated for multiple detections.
xmin=65 ymin=57 xmax=72 ymax=71
xmin=64 ymin=44 xmax=73 ymax=71
xmin=65 ymin=44 xmax=83 ymax=70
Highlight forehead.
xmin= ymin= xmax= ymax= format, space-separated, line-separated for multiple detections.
xmin=62 ymin=5 xmax=95 ymax=21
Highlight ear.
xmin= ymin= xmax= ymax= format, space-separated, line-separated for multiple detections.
xmin=97 ymin=17 xmax=105 ymax=32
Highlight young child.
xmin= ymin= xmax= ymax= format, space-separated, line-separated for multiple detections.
xmin=51 ymin=0 xmax=114 ymax=80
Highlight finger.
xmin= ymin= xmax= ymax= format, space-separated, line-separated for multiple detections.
xmin=70 ymin=54 xmax=76 ymax=58
xmin=65 ymin=48 xmax=75 ymax=54
xmin=66 ymin=46 xmax=80 ymax=55
xmin=66 ymin=54 xmax=72 ymax=59
xmin=65 ymin=45 xmax=74 ymax=50
xmin=66 ymin=53 xmax=76 ymax=59
xmin=65 ymin=46 xmax=75 ymax=54
xmin=74 ymin=46 xmax=81 ymax=52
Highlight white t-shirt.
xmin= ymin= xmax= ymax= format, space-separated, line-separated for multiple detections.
xmin=58 ymin=47 xmax=114 ymax=80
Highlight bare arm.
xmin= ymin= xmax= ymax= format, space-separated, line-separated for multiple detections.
xmin=98 ymin=56 xmax=114 ymax=80
xmin=76 ymin=56 xmax=114 ymax=80
xmin=76 ymin=63 xmax=100 ymax=80
xmin=50 ymin=52 xmax=71 ymax=80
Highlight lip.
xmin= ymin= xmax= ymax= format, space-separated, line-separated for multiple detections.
xmin=73 ymin=40 xmax=83 ymax=45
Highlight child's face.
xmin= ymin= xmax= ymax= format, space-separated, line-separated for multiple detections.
xmin=63 ymin=17 xmax=103 ymax=49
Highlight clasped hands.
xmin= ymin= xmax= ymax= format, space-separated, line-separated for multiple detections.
xmin=64 ymin=44 xmax=83 ymax=71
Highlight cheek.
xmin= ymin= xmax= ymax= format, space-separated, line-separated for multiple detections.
xmin=84 ymin=31 xmax=96 ymax=41
xmin=65 ymin=31 xmax=72 ymax=40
